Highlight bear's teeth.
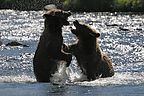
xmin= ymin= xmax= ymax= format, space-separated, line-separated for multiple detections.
xmin=71 ymin=25 xmax=76 ymax=29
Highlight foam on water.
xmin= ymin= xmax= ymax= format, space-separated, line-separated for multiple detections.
xmin=0 ymin=75 xmax=36 ymax=83
xmin=0 ymin=10 xmax=144 ymax=86
xmin=74 ymin=72 xmax=144 ymax=86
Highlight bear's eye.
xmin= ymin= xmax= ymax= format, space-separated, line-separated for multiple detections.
xmin=54 ymin=11 xmax=62 ymax=17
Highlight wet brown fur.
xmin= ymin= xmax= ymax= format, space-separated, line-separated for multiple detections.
xmin=69 ymin=20 xmax=114 ymax=81
xmin=33 ymin=9 xmax=72 ymax=82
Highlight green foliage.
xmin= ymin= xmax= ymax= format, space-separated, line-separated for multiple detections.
xmin=63 ymin=0 xmax=144 ymax=11
xmin=64 ymin=0 xmax=81 ymax=10
xmin=0 ymin=0 xmax=15 ymax=9
xmin=0 ymin=0 xmax=63 ymax=10
xmin=113 ymin=0 xmax=144 ymax=11
xmin=0 ymin=0 xmax=144 ymax=11
xmin=0 ymin=0 xmax=15 ymax=3
xmin=63 ymin=0 xmax=113 ymax=11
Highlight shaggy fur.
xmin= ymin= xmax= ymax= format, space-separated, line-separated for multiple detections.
xmin=33 ymin=9 xmax=72 ymax=82
xmin=69 ymin=20 xmax=114 ymax=81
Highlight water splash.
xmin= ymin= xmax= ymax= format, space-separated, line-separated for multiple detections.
xmin=50 ymin=61 xmax=69 ymax=85
xmin=74 ymin=72 xmax=144 ymax=86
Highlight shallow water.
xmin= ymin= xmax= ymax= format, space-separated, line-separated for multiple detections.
xmin=0 ymin=83 xmax=144 ymax=96
xmin=0 ymin=10 xmax=144 ymax=95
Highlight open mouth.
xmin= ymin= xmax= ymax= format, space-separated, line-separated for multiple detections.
xmin=62 ymin=11 xmax=71 ymax=25
xmin=63 ymin=17 xmax=69 ymax=25
xmin=73 ymin=20 xmax=79 ymax=27
xmin=70 ymin=26 xmax=77 ymax=34
xmin=70 ymin=20 xmax=80 ymax=34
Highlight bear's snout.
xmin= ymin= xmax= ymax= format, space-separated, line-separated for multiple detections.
xmin=64 ymin=11 xmax=71 ymax=17
xmin=62 ymin=11 xmax=71 ymax=20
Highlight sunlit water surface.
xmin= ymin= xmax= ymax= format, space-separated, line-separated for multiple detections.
xmin=0 ymin=10 xmax=144 ymax=96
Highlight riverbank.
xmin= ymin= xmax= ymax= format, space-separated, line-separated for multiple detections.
xmin=63 ymin=0 xmax=144 ymax=12
xmin=0 ymin=0 xmax=63 ymax=11
xmin=0 ymin=0 xmax=144 ymax=12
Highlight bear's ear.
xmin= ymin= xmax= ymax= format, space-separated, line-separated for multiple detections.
xmin=43 ymin=14 xmax=48 ymax=18
xmin=43 ymin=10 xmax=56 ymax=18
xmin=43 ymin=14 xmax=53 ymax=19
xmin=55 ymin=10 xmax=63 ymax=16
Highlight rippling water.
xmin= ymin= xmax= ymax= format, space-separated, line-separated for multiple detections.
xmin=0 ymin=10 xmax=144 ymax=95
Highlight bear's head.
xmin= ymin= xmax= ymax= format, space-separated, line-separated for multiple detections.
xmin=43 ymin=9 xmax=71 ymax=27
xmin=71 ymin=20 xmax=100 ymax=40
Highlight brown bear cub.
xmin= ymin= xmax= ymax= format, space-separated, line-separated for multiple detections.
xmin=69 ymin=20 xmax=114 ymax=81
xmin=33 ymin=9 xmax=72 ymax=82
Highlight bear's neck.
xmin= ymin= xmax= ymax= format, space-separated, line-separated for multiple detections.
xmin=78 ymin=39 xmax=101 ymax=54
xmin=78 ymin=39 xmax=96 ymax=52
xmin=43 ymin=24 xmax=62 ymax=35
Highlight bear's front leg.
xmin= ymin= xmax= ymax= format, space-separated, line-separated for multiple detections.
xmin=60 ymin=52 xmax=72 ymax=67
xmin=65 ymin=54 xmax=72 ymax=67
xmin=62 ymin=44 xmax=69 ymax=53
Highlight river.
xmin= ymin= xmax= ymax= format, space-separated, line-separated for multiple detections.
xmin=0 ymin=10 xmax=144 ymax=96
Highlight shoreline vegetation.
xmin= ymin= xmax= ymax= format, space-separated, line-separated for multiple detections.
xmin=0 ymin=0 xmax=144 ymax=12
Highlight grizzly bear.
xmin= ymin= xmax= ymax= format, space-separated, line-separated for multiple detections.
xmin=69 ymin=20 xmax=114 ymax=81
xmin=33 ymin=9 xmax=72 ymax=82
